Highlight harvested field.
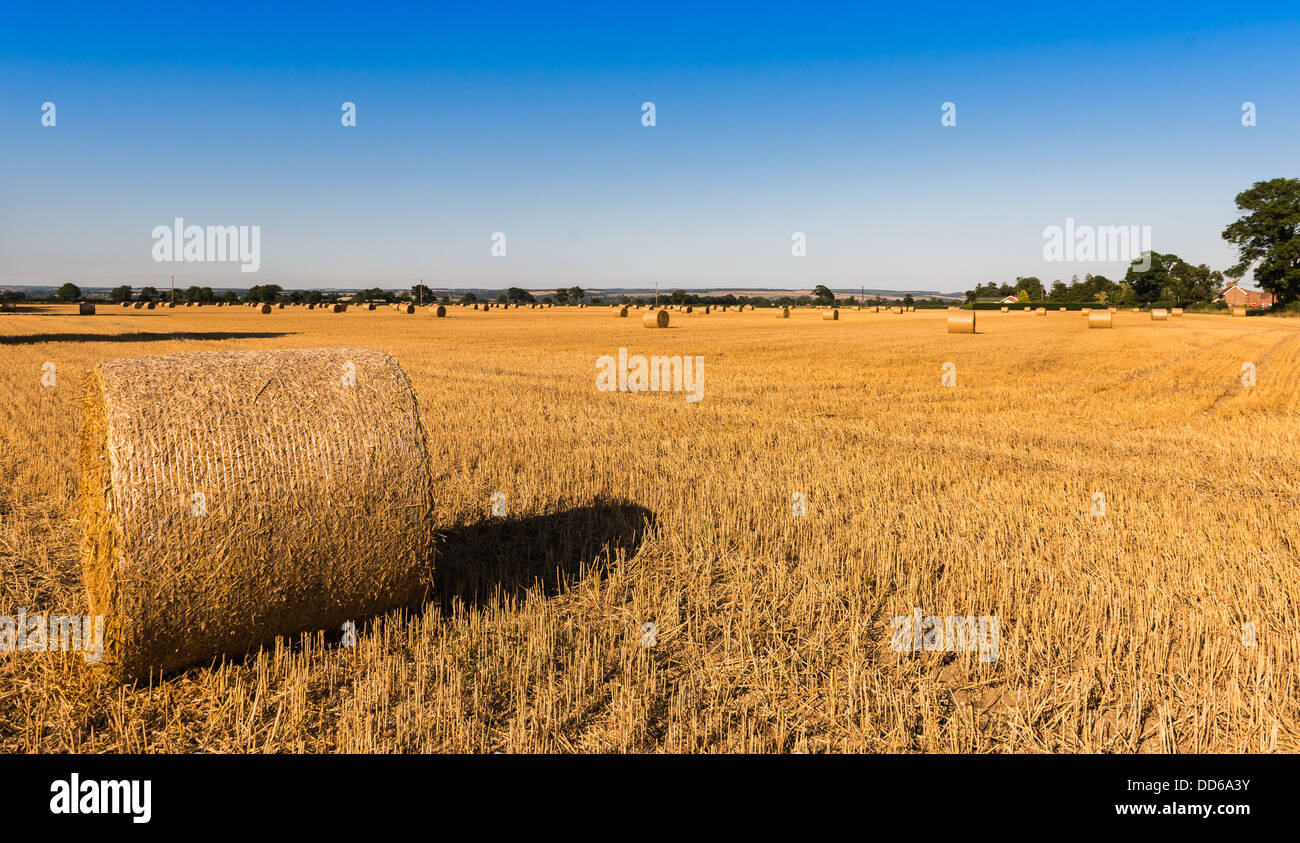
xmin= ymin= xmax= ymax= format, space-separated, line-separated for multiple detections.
xmin=1 ymin=304 xmax=1298 ymax=753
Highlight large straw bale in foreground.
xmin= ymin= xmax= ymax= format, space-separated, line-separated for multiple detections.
xmin=1088 ymin=311 xmax=1113 ymax=328
xmin=946 ymin=310 xmax=975 ymax=333
xmin=79 ymin=348 xmax=436 ymax=681
xmin=821 ymin=309 xmax=839 ymax=320
xmin=643 ymin=309 xmax=669 ymax=328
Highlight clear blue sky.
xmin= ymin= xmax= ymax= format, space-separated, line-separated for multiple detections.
xmin=2 ymin=1 xmax=1297 ymax=291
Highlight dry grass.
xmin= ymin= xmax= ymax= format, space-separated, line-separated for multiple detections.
xmin=1 ymin=304 xmax=1298 ymax=753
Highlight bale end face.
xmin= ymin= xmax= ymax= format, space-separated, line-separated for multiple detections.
xmin=642 ymin=309 xmax=670 ymax=328
xmin=432 ymin=305 xmax=446 ymax=317
xmin=79 ymin=303 xmax=96 ymax=316
xmin=617 ymin=306 xmax=629 ymax=317
xmin=259 ymin=304 xmax=272 ymax=314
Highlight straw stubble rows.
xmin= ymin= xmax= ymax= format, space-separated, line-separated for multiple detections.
xmin=0 ymin=304 xmax=1296 ymax=752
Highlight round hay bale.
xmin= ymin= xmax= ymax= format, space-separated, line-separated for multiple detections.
xmin=78 ymin=348 xmax=435 ymax=681
xmin=1151 ymin=308 xmax=1169 ymax=321
xmin=307 ymin=303 xmax=316 ymax=310
xmin=1088 ymin=311 xmax=1114 ymax=329
xmin=703 ymin=306 xmax=711 ymax=314
xmin=778 ymin=306 xmax=790 ymax=318
xmin=331 ymin=303 xmax=347 ymax=313
xmin=259 ymin=303 xmax=272 ymax=314
xmin=1171 ymin=307 xmax=1184 ymax=316
xmin=277 ymin=303 xmax=285 ymax=309
xmin=1232 ymin=306 xmax=1247 ymax=317
xmin=431 ymin=305 xmax=446 ymax=317
xmin=999 ymin=306 xmax=1009 ymax=312
xmin=1131 ymin=307 xmax=1141 ymax=312
xmin=133 ymin=301 xmax=144 ymax=309
xmin=365 ymin=303 xmax=376 ymax=311
xmin=946 ymin=310 xmax=975 ymax=333
xmin=1081 ymin=308 xmax=1091 ymax=314
xmin=473 ymin=303 xmax=480 ymax=311
xmin=617 ymin=306 xmax=629 ymax=317
xmin=121 ymin=302 xmax=131 ymax=308
xmin=1058 ymin=307 xmax=1066 ymax=312
xmin=78 ymin=303 xmax=96 ymax=316
xmin=685 ymin=306 xmax=693 ymax=313
xmin=393 ymin=303 xmax=413 ymax=314
xmin=822 ymin=309 xmax=839 ymax=321
xmin=1035 ymin=307 xmax=1046 ymax=315
xmin=642 ymin=309 xmax=669 ymax=328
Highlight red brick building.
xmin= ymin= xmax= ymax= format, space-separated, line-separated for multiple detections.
xmin=1218 ymin=281 xmax=1274 ymax=308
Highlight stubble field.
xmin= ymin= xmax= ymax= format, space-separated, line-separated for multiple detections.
xmin=2 ymin=303 xmax=1297 ymax=752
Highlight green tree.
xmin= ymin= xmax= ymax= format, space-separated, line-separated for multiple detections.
xmin=1123 ymin=252 xmax=1181 ymax=304
xmin=812 ymin=284 xmax=835 ymax=305
xmin=902 ymin=293 xmax=915 ymax=306
xmin=506 ymin=287 xmax=535 ymax=304
xmin=670 ymin=289 xmax=687 ymax=305
xmin=567 ymin=286 xmax=585 ymax=304
xmin=1016 ymin=289 xmax=1029 ymax=303
xmin=1222 ymin=177 xmax=1300 ymax=305
xmin=138 ymin=286 xmax=159 ymax=302
xmin=411 ymin=283 xmax=434 ymax=304
xmin=56 ymin=283 xmax=81 ymax=302
xmin=109 ymin=286 xmax=133 ymax=302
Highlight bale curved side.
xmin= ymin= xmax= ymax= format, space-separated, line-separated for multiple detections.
xmin=946 ymin=311 xmax=975 ymax=333
xmin=79 ymin=348 xmax=436 ymax=681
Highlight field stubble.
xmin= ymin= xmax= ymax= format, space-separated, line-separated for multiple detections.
xmin=1 ymin=304 xmax=1297 ymax=752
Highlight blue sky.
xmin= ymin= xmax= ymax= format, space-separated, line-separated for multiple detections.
xmin=2 ymin=1 xmax=1297 ymax=291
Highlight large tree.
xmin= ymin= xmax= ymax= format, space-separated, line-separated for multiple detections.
xmin=812 ymin=284 xmax=835 ymax=305
xmin=56 ymin=283 xmax=81 ymax=301
xmin=1222 ymin=177 xmax=1300 ymax=306
xmin=1122 ymin=252 xmax=1181 ymax=304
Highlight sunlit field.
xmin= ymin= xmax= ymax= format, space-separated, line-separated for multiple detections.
xmin=2 ymin=303 xmax=1297 ymax=752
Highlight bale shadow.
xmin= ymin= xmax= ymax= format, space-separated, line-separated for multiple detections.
xmin=0 ymin=331 xmax=294 ymax=345
xmin=431 ymin=500 xmax=655 ymax=611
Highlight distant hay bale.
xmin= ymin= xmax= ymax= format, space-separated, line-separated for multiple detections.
xmin=617 ymin=306 xmax=629 ymax=317
xmin=999 ymin=306 xmax=1009 ymax=312
xmin=1131 ymin=307 xmax=1141 ymax=312
xmin=1035 ymin=307 xmax=1046 ymax=315
xmin=1088 ymin=311 xmax=1114 ymax=329
xmin=946 ymin=310 xmax=975 ymax=333
xmin=121 ymin=302 xmax=131 ymax=308
xmin=307 ymin=303 xmax=316 ymax=310
xmin=259 ymin=304 xmax=272 ymax=314
xmin=1058 ymin=307 xmax=1066 ymax=312
xmin=277 ymin=303 xmax=285 ymax=309
xmin=473 ymin=303 xmax=480 ymax=310
xmin=146 ymin=302 xmax=156 ymax=310
xmin=133 ymin=302 xmax=144 ymax=309
xmin=643 ymin=309 xmax=669 ymax=328
xmin=685 ymin=306 xmax=693 ymax=313
xmin=365 ymin=303 xmax=376 ymax=311
xmin=79 ymin=303 xmax=96 ymax=316
xmin=822 ymin=309 xmax=839 ymax=321
xmin=1171 ymin=307 xmax=1184 ymax=316
xmin=1081 ymin=308 xmax=1091 ymax=314
xmin=1151 ymin=308 xmax=1169 ymax=321
xmin=331 ymin=303 xmax=347 ymax=313
xmin=79 ymin=348 xmax=435 ymax=681
xmin=395 ymin=303 xmax=414 ymax=314
xmin=431 ymin=305 xmax=446 ymax=317
xmin=1232 ymin=306 xmax=1247 ymax=317
xmin=703 ymin=306 xmax=710 ymax=314
xmin=778 ymin=306 xmax=790 ymax=318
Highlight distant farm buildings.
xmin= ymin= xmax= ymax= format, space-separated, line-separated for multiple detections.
xmin=1218 ymin=280 xmax=1274 ymax=308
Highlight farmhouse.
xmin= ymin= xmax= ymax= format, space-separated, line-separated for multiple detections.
xmin=1218 ymin=280 xmax=1274 ymax=308
xmin=974 ymin=295 xmax=1020 ymax=305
